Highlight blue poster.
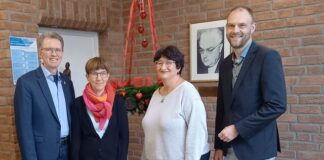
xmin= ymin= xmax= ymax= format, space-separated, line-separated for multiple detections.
xmin=10 ymin=36 xmax=39 ymax=84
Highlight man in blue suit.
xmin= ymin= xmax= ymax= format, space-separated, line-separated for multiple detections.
xmin=14 ymin=32 xmax=75 ymax=160
xmin=214 ymin=6 xmax=286 ymax=160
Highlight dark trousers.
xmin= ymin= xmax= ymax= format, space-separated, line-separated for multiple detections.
xmin=58 ymin=137 xmax=69 ymax=160
xmin=200 ymin=151 xmax=210 ymax=160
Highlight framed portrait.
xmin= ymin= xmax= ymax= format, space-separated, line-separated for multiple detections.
xmin=189 ymin=20 xmax=231 ymax=82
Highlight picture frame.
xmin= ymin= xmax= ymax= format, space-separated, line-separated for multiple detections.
xmin=189 ymin=20 xmax=231 ymax=82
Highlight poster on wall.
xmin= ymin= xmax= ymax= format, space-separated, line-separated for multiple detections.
xmin=10 ymin=36 xmax=39 ymax=85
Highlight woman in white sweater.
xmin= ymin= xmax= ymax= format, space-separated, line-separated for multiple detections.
xmin=142 ymin=45 xmax=210 ymax=160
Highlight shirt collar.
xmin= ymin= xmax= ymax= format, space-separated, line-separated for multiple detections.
xmin=41 ymin=64 xmax=60 ymax=79
xmin=232 ymin=40 xmax=253 ymax=62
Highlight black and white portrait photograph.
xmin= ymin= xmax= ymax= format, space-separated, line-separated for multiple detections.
xmin=190 ymin=20 xmax=230 ymax=81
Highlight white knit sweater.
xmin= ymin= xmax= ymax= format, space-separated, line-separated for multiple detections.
xmin=142 ymin=81 xmax=210 ymax=160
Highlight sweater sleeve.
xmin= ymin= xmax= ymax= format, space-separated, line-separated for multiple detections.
xmin=182 ymin=88 xmax=209 ymax=160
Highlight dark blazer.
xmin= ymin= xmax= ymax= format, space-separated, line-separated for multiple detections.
xmin=70 ymin=95 xmax=129 ymax=160
xmin=14 ymin=67 xmax=75 ymax=160
xmin=214 ymin=41 xmax=287 ymax=160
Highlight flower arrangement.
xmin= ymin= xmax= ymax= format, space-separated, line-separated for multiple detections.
xmin=110 ymin=77 xmax=162 ymax=114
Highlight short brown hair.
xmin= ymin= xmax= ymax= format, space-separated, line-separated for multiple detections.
xmin=38 ymin=32 xmax=64 ymax=50
xmin=227 ymin=6 xmax=255 ymax=22
xmin=85 ymin=57 xmax=110 ymax=75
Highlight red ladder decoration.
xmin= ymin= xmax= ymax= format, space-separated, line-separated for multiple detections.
xmin=123 ymin=0 xmax=159 ymax=80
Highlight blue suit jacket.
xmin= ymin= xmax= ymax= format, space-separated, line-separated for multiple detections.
xmin=214 ymin=42 xmax=287 ymax=160
xmin=14 ymin=67 xmax=75 ymax=160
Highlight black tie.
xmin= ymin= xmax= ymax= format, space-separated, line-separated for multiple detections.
xmin=53 ymin=74 xmax=59 ymax=86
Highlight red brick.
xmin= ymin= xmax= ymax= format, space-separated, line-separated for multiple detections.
xmin=291 ymin=105 xmax=321 ymax=114
xmin=287 ymin=15 xmax=317 ymax=26
xmin=300 ymin=76 xmax=324 ymax=85
xmin=278 ymin=9 xmax=294 ymax=18
xmin=185 ymin=13 xmax=207 ymax=24
xmin=10 ymin=13 xmax=32 ymax=22
xmin=250 ymin=3 xmax=271 ymax=12
xmin=257 ymin=19 xmax=286 ymax=30
xmin=297 ymin=151 xmax=324 ymax=160
xmin=263 ymin=29 xmax=289 ymax=39
xmin=304 ymin=0 xmax=324 ymax=5
xmin=224 ymin=0 xmax=249 ymax=8
xmin=299 ymin=115 xmax=324 ymax=124
xmin=157 ymin=9 xmax=179 ymax=19
xmin=0 ymin=58 xmax=11 ymax=68
xmin=0 ymin=31 xmax=10 ymax=40
xmin=293 ymin=46 xmax=322 ymax=56
xmin=0 ymin=21 xmax=24 ymax=31
xmin=277 ymin=48 xmax=292 ymax=57
xmin=313 ymin=134 xmax=324 ymax=142
xmin=0 ymin=133 xmax=10 ymax=142
xmin=302 ymin=55 xmax=324 ymax=65
xmin=302 ymin=35 xmax=324 ymax=45
xmin=287 ymin=95 xmax=299 ymax=104
xmin=23 ymin=5 xmax=37 ymax=14
xmin=300 ymin=95 xmax=324 ymax=104
xmin=286 ymin=38 xmax=301 ymax=47
xmin=291 ymin=123 xmax=320 ymax=133
xmin=0 ymin=1 xmax=23 ymax=12
xmin=291 ymin=142 xmax=318 ymax=151
xmin=282 ymin=57 xmax=300 ymax=66
xmin=273 ymin=0 xmax=301 ymax=9
xmin=0 ymin=107 xmax=13 ymax=116
xmin=0 ymin=69 xmax=11 ymax=79
xmin=296 ymin=133 xmax=311 ymax=141
xmin=10 ymin=0 xmax=31 ymax=3
xmin=163 ymin=16 xmax=185 ymax=25
xmin=207 ymin=10 xmax=222 ymax=20
xmin=278 ymin=150 xmax=296 ymax=159
xmin=260 ymin=39 xmax=285 ymax=48
xmin=255 ymin=11 xmax=278 ymax=21
xmin=294 ymin=5 xmax=324 ymax=16
xmin=201 ymin=0 xmax=223 ymax=10
xmin=278 ymin=114 xmax=297 ymax=122
xmin=279 ymin=132 xmax=295 ymax=140
xmin=154 ymin=1 xmax=184 ymax=12
xmin=0 ymin=88 xmax=14 ymax=97
xmin=292 ymin=85 xmax=320 ymax=94
xmin=279 ymin=140 xmax=290 ymax=149
xmin=278 ymin=123 xmax=289 ymax=131
xmin=292 ymin=26 xmax=322 ymax=37
xmin=307 ymin=66 xmax=322 ymax=75
xmin=0 ymin=11 xmax=8 ymax=20
xmin=284 ymin=66 xmax=305 ymax=76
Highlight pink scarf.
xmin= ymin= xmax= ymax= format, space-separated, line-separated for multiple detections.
xmin=82 ymin=83 xmax=115 ymax=130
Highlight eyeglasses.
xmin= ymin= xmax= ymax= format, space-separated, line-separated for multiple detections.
xmin=155 ymin=60 xmax=175 ymax=67
xmin=89 ymin=71 xmax=109 ymax=78
xmin=198 ymin=43 xmax=222 ymax=55
xmin=41 ymin=48 xmax=63 ymax=54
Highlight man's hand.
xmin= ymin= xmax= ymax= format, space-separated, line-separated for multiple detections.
xmin=214 ymin=149 xmax=223 ymax=160
xmin=218 ymin=125 xmax=239 ymax=142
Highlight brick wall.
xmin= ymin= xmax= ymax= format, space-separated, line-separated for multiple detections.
xmin=0 ymin=0 xmax=323 ymax=160
xmin=122 ymin=0 xmax=324 ymax=160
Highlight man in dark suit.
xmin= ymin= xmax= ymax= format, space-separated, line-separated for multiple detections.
xmin=14 ymin=32 xmax=75 ymax=160
xmin=214 ymin=6 xmax=286 ymax=160
xmin=197 ymin=27 xmax=224 ymax=74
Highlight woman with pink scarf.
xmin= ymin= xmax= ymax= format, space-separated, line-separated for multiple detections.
xmin=70 ymin=57 xmax=129 ymax=160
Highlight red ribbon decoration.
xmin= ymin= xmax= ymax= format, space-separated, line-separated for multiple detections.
xmin=123 ymin=0 xmax=159 ymax=80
